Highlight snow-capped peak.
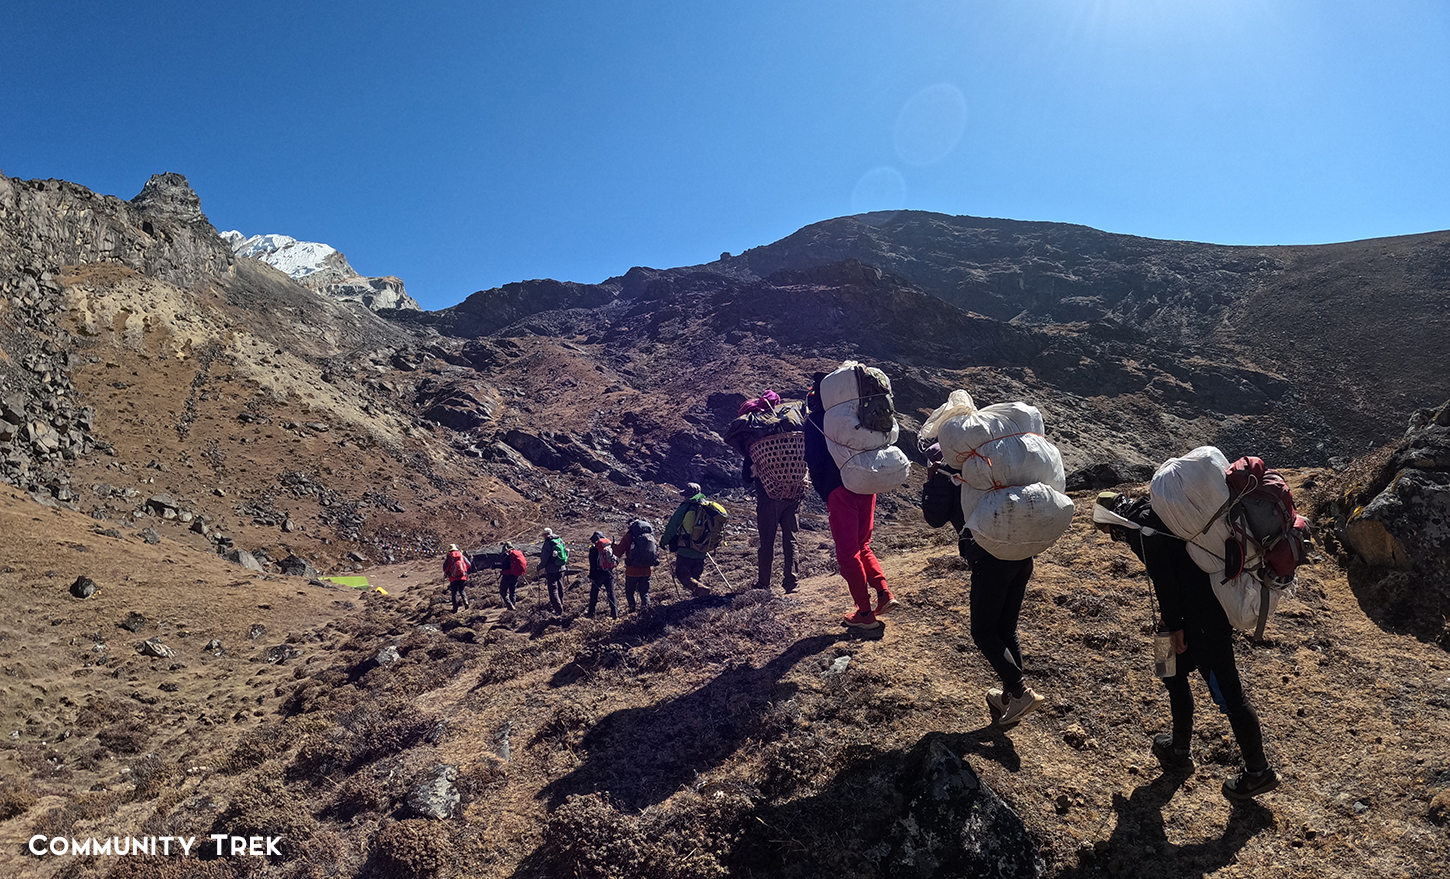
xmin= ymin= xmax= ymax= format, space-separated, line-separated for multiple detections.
xmin=220 ymin=231 xmax=353 ymax=282
xmin=221 ymin=230 xmax=421 ymax=312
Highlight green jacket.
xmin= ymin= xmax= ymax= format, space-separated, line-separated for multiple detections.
xmin=662 ymin=493 xmax=709 ymax=559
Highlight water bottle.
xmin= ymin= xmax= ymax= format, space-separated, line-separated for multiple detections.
xmin=1153 ymin=629 xmax=1176 ymax=678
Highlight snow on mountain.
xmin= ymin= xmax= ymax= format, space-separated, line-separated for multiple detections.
xmin=221 ymin=231 xmax=421 ymax=312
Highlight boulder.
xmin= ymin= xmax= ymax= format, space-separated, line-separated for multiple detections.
xmin=279 ymin=555 xmax=318 ymax=578
xmin=1336 ymin=401 xmax=1450 ymax=576
xmin=137 ymin=638 xmax=176 ymax=658
xmin=1065 ymin=461 xmax=1156 ymax=492
xmin=224 ymin=549 xmax=264 ymax=572
xmin=70 ymin=576 xmax=98 ymax=599
xmin=145 ymin=494 xmax=179 ymax=516
xmin=406 ymin=765 xmax=461 ymax=820
xmin=886 ymin=736 xmax=1044 ymax=878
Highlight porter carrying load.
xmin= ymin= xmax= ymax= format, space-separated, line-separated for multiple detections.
xmin=816 ymin=361 xmax=910 ymax=494
xmin=919 ymin=389 xmax=1073 ymax=560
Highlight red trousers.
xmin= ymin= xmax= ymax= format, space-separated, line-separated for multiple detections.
xmin=827 ymin=486 xmax=890 ymax=614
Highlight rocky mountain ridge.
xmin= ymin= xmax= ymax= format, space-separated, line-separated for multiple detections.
xmin=222 ymin=230 xmax=421 ymax=312
xmin=1 ymin=170 xmax=1448 ymax=879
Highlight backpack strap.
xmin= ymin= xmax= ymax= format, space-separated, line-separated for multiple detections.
xmin=1254 ymin=580 xmax=1272 ymax=640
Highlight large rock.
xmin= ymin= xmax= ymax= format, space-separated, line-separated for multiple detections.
xmin=279 ymin=555 xmax=319 ymax=579
xmin=406 ymin=765 xmax=461 ymax=819
xmin=1326 ymin=400 xmax=1450 ymax=645
xmin=885 ymin=736 xmax=1044 ymax=878
xmin=1337 ymin=401 xmax=1450 ymax=574
xmin=224 ymin=548 xmax=264 ymax=572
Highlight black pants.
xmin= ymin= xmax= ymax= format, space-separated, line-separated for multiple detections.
xmin=968 ymin=554 xmax=1033 ymax=693
xmin=756 ymin=493 xmax=800 ymax=590
xmin=499 ymin=574 xmax=519 ymax=607
xmin=1162 ymin=628 xmax=1268 ymax=772
xmin=625 ymin=574 xmax=652 ymax=611
xmin=448 ymin=579 xmax=469 ymax=612
xmin=588 ymin=571 xmax=618 ymax=618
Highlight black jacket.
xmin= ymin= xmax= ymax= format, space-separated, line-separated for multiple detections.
xmin=1107 ymin=495 xmax=1230 ymax=636
xmin=804 ymin=382 xmax=844 ymax=502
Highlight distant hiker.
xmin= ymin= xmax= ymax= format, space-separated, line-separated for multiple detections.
xmin=541 ymin=528 xmax=569 ymax=614
xmin=587 ymin=530 xmax=620 ymax=619
xmin=723 ymin=391 xmax=806 ymax=593
xmin=1096 ymin=491 xmax=1281 ymax=801
xmin=615 ymin=518 xmax=660 ymax=612
xmin=443 ymin=543 xmax=471 ymax=612
xmin=804 ymin=373 xmax=897 ymax=630
xmin=662 ymin=483 xmax=718 ymax=597
xmin=499 ymin=541 xmax=527 ymax=610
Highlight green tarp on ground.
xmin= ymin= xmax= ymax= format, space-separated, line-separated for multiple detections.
xmin=323 ymin=576 xmax=371 ymax=589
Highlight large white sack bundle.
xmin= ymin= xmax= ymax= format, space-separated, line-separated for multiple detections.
xmin=957 ymin=433 xmax=1067 ymax=494
xmin=937 ymin=402 xmax=1045 ymax=467
xmin=820 ymin=361 xmax=879 ymax=409
xmin=1149 ymin=446 xmax=1231 ymax=541
xmin=838 ymin=444 xmax=912 ymax=495
xmin=919 ymin=389 xmax=976 ymax=441
xmin=824 ymin=405 xmax=898 ymax=453
xmin=966 ymin=482 xmax=1076 ymax=561
xmin=1214 ymin=569 xmax=1288 ymax=633
xmin=1185 ymin=518 xmax=1232 ymax=574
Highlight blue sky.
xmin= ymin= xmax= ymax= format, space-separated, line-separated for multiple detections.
xmin=4 ymin=1 xmax=1448 ymax=310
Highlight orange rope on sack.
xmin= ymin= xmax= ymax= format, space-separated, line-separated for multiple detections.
xmin=947 ymin=472 xmax=1010 ymax=492
xmin=951 ymin=431 xmax=1044 ymax=467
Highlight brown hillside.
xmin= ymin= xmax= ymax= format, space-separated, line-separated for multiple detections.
xmin=1 ymin=483 xmax=1447 ymax=878
xmin=3 ymin=172 xmax=1449 ymax=878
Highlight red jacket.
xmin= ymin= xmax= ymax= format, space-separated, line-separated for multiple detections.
xmin=443 ymin=549 xmax=471 ymax=582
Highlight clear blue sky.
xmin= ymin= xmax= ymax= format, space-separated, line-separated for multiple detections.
xmin=4 ymin=1 xmax=1448 ymax=310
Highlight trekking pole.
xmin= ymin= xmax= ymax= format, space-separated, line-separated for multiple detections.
xmin=706 ymin=552 xmax=734 ymax=592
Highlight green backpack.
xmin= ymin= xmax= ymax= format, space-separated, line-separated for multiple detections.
xmin=682 ymin=500 xmax=729 ymax=553
xmin=546 ymin=536 xmax=569 ymax=567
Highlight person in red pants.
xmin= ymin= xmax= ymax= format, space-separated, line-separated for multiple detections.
xmin=804 ymin=373 xmax=898 ymax=629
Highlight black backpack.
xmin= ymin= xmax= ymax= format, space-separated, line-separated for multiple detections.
xmin=626 ymin=520 xmax=661 ymax=567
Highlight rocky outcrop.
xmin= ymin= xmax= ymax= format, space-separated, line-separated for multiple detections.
xmin=885 ymin=736 xmax=1044 ymax=878
xmin=1321 ymin=401 xmax=1450 ymax=646
xmin=1334 ymin=402 xmax=1450 ymax=573
xmin=415 ymin=375 xmax=500 ymax=431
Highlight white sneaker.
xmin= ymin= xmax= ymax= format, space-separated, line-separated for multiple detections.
xmin=998 ymin=688 xmax=1046 ymax=725
xmin=986 ymin=688 xmax=1006 ymax=712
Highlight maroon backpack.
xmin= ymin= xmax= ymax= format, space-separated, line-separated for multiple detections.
xmin=1222 ymin=456 xmax=1311 ymax=587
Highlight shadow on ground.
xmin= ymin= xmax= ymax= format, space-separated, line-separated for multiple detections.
xmin=537 ymin=633 xmax=845 ymax=811
xmin=1052 ymin=774 xmax=1274 ymax=879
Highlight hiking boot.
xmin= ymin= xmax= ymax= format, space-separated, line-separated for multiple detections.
xmin=751 ymin=581 xmax=769 ymax=591
xmin=998 ymin=688 xmax=1046 ymax=725
xmin=841 ymin=610 xmax=883 ymax=630
xmin=1151 ymin=734 xmax=1194 ymax=773
xmin=782 ymin=577 xmax=798 ymax=594
xmin=1222 ymin=766 xmax=1279 ymax=802
xmin=875 ymin=595 xmax=900 ymax=615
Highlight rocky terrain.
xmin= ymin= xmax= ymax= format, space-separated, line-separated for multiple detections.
xmin=0 ymin=171 xmax=1447 ymax=878
xmin=222 ymin=232 xmax=421 ymax=313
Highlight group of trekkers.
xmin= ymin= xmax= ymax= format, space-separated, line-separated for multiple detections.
xmin=439 ymin=365 xmax=1283 ymax=804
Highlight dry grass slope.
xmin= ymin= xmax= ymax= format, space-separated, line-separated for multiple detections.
xmin=2 ymin=478 xmax=1447 ymax=879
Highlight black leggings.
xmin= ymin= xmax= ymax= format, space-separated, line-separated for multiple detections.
xmin=1162 ymin=631 xmax=1268 ymax=771
xmin=969 ymin=554 xmax=1033 ymax=693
